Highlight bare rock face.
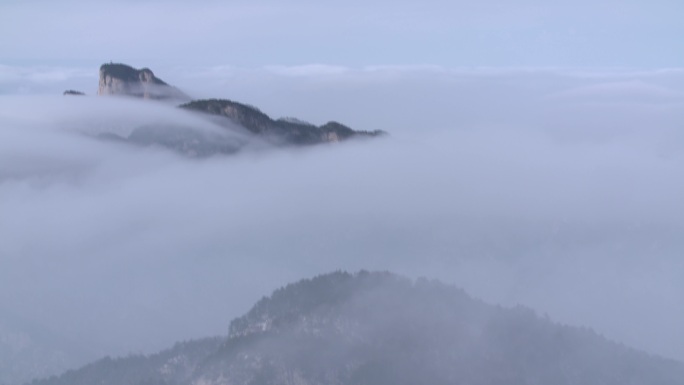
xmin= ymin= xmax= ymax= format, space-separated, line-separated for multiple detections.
xmin=98 ymin=63 xmax=189 ymax=101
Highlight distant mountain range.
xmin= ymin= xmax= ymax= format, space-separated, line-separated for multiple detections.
xmin=31 ymin=271 xmax=684 ymax=385
xmin=68 ymin=63 xmax=385 ymax=156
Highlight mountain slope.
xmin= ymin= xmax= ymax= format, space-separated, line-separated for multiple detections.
xmin=180 ymin=99 xmax=385 ymax=146
xmin=31 ymin=271 xmax=684 ymax=385
xmin=29 ymin=338 xmax=223 ymax=385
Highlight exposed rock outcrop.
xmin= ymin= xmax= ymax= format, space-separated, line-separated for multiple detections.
xmin=98 ymin=63 xmax=189 ymax=101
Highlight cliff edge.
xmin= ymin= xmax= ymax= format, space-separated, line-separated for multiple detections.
xmin=98 ymin=63 xmax=189 ymax=101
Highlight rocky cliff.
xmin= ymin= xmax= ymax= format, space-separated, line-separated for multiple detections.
xmin=98 ymin=63 xmax=189 ymax=101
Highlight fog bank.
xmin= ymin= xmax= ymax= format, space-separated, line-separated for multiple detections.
xmin=1 ymin=67 xmax=684 ymax=382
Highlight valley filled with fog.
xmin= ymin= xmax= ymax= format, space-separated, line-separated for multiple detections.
xmin=1 ymin=65 xmax=684 ymax=383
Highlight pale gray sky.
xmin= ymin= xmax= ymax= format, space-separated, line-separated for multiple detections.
xmin=1 ymin=0 xmax=683 ymax=68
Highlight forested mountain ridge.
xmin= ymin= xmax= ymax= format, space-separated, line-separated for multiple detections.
xmin=180 ymin=99 xmax=385 ymax=146
xmin=30 ymin=271 xmax=684 ymax=385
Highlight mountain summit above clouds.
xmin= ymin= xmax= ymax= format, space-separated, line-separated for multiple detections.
xmin=31 ymin=271 xmax=684 ymax=385
xmin=180 ymin=99 xmax=385 ymax=146
xmin=89 ymin=62 xmax=385 ymax=156
xmin=98 ymin=63 xmax=190 ymax=101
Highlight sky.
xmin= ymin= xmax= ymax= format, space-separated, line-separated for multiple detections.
xmin=1 ymin=0 xmax=684 ymax=68
xmin=1 ymin=1 xmax=684 ymax=384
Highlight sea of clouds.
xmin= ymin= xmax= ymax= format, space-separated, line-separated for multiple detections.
xmin=1 ymin=64 xmax=683 ymax=382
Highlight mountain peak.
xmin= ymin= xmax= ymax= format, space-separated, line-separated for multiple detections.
xmin=28 ymin=271 xmax=684 ymax=385
xmin=98 ymin=62 xmax=188 ymax=101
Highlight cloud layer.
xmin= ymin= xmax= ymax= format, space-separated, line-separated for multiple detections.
xmin=1 ymin=66 xmax=684 ymax=382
